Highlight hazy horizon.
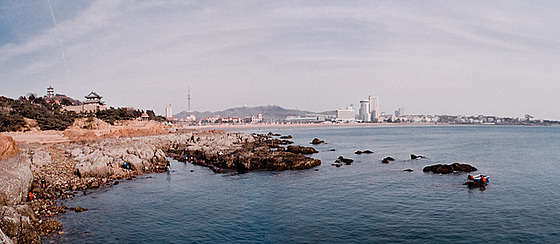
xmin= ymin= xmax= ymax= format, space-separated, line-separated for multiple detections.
xmin=1 ymin=1 xmax=559 ymax=120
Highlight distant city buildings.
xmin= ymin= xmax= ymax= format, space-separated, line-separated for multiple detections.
xmin=336 ymin=107 xmax=356 ymax=122
xmin=198 ymin=113 xmax=263 ymax=125
xmin=395 ymin=107 xmax=404 ymax=116
xmin=354 ymin=95 xmax=379 ymax=122
xmin=369 ymin=96 xmax=379 ymax=121
xmin=358 ymin=99 xmax=370 ymax=122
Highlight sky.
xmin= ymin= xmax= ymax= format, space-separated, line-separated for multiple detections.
xmin=1 ymin=0 xmax=559 ymax=120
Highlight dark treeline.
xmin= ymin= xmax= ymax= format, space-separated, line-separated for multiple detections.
xmin=0 ymin=95 xmax=78 ymax=131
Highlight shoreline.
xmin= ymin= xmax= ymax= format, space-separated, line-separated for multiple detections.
xmin=0 ymin=128 xmax=322 ymax=242
xmin=4 ymin=121 xmax=556 ymax=146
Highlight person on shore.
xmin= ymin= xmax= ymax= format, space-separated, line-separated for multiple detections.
xmin=28 ymin=192 xmax=35 ymax=201
xmin=41 ymin=179 xmax=47 ymax=189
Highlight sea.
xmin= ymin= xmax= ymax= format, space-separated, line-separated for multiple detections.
xmin=46 ymin=125 xmax=560 ymax=243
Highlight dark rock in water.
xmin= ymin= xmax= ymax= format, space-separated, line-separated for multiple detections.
xmin=328 ymin=149 xmax=336 ymax=151
xmin=268 ymin=132 xmax=281 ymax=137
xmin=311 ymin=138 xmax=325 ymax=145
xmin=403 ymin=169 xmax=413 ymax=172
xmin=381 ymin=156 xmax=395 ymax=164
xmin=332 ymin=163 xmax=342 ymax=167
xmin=73 ymin=206 xmax=88 ymax=212
xmin=280 ymin=135 xmax=293 ymax=139
xmin=355 ymin=149 xmax=374 ymax=155
xmin=411 ymin=154 xmax=426 ymax=160
xmin=423 ymin=163 xmax=477 ymax=174
xmin=337 ymin=156 xmax=354 ymax=165
xmin=211 ymin=167 xmax=224 ymax=173
xmin=286 ymin=145 xmax=318 ymax=154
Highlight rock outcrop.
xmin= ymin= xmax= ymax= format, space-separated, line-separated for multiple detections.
xmin=286 ymin=145 xmax=318 ymax=154
xmin=411 ymin=154 xmax=426 ymax=160
xmin=0 ymin=135 xmax=21 ymax=160
xmin=422 ymin=163 xmax=477 ymax=174
xmin=355 ymin=150 xmax=373 ymax=154
xmin=381 ymin=156 xmax=395 ymax=164
xmin=0 ymin=136 xmax=39 ymax=243
xmin=310 ymin=138 xmax=324 ymax=145
xmin=168 ymin=132 xmax=321 ymax=171
xmin=336 ymin=156 xmax=354 ymax=165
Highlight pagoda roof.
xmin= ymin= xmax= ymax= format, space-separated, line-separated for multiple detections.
xmin=85 ymin=91 xmax=102 ymax=99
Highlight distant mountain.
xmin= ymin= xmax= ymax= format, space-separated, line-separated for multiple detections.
xmin=174 ymin=105 xmax=335 ymax=121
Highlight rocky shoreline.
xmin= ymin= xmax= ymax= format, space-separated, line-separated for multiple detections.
xmin=0 ymin=130 xmax=322 ymax=243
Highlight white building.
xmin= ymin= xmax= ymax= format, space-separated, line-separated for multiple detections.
xmin=369 ymin=95 xmax=379 ymax=121
xmin=358 ymin=99 xmax=371 ymax=122
xmin=336 ymin=107 xmax=356 ymax=122
xmin=165 ymin=104 xmax=173 ymax=118
xmin=46 ymin=86 xmax=54 ymax=98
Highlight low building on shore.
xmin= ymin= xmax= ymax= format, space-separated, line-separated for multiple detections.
xmin=336 ymin=107 xmax=356 ymax=122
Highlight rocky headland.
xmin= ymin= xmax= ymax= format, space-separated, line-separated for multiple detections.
xmin=0 ymin=129 xmax=321 ymax=243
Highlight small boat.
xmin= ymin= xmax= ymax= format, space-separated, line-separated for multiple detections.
xmin=465 ymin=174 xmax=489 ymax=187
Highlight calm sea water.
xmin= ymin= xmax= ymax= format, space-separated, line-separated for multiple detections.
xmin=48 ymin=126 xmax=560 ymax=243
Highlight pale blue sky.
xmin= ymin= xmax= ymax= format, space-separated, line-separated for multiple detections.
xmin=1 ymin=0 xmax=559 ymax=119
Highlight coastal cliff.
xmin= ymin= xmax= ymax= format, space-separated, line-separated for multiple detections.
xmin=0 ymin=130 xmax=321 ymax=242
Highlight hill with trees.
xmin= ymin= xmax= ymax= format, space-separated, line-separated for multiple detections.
xmin=0 ymin=94 xmax=165 ymax=132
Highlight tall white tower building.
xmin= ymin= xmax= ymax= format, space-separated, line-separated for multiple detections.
xmin=369 ymin=96 xmax=379 ymax=121
xmin=359 ymin=99 xmax=371 ymax=122
xmin=165 ymin=104 xmax=173 ymax=118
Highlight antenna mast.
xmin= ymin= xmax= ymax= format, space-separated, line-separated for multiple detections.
xmin=187 ymin=86 xmax=191 ymax=112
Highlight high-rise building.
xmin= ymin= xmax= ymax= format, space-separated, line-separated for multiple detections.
xmin=369 ymin=96 xmax=379 ymax=121
xmin=359 ymin=99 xmax=371 ymax=122
xmin=395 ymin=107 xmax=404 ymax=116
xmin=165 ymin=104 xmax=172 ymax=118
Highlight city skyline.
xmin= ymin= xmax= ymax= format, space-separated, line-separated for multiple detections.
xmin=1 ymin=1 xmax=559 ymax=120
